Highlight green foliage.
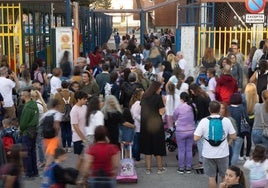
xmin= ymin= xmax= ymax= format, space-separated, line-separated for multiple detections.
xmin=74 ymin=0 xmax=112 ymax=9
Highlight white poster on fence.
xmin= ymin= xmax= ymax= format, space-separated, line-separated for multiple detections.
xmin=55 ymin=27 xmax=73 ymax=68
xmin=181 ymin=26 xmax=195 ymax=77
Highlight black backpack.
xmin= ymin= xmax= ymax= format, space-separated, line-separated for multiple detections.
xmin=41 ymin=113 xmax=56 ymax=139
xmin=60 ymin=92 xmax=72 ymax=122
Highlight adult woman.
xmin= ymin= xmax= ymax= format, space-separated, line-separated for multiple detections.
xmin=201 ymin=47 xmax=216 ymax=69
xmin=228 ymin=53 xmax=243 ymax=92
xmin=249 ymin=59 xmax=268 ymax=103
xmin=85 ymin=96 xmax=104 ymax=146
xmin=246 ymin=46 xmax=257 ymax=79
xmin=18 ymin=69 xmax=31 ymax=91
xmin=81 ymin=126 xmax=119 ymax=186
xmin=80 ymin=71 xmax=100 ymax=98
xmin=228 ymin=93 xmax=249 ymax=165
xmin=59 ymin=51 xmax=72 ymax=81
xmin=102 ymin=95 xmax=123 ymax=148
xmin=88 ymin=46 xmax=103 ymax=69
xmin=189 ymin=83 xmax=210 ymax=166
xmin=31 ymin=89 xmax=47 ymax=168
xmin=50 ymin=68 xmax=62 ymax=97
xmin=130 ymin=88 xmax=144 ymax=161
xmin=140 ymin=81 xmax=166 ymax=175
xmin=173 ymin=92 xmax=196 ymax=174
xmin=54 ymin=81 xmax=76 ymax=152
xmin=219 ymin=166 xmax=246 ymax=188
xmin=252 ymin=90 xmax=268 ymax=152
xmin=167 ymin=53 xmax=177 ymax=70
xmin=240 ymin=83 xmax=259 ymax=159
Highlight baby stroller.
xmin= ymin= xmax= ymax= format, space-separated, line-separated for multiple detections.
xmin=165 ymin=126 xmax=177 ymax=152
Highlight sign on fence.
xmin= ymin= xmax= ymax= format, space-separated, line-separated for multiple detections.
xmin=245 ymin=14 xmax=265 ymax=23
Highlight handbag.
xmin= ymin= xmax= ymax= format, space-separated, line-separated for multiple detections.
xmin=240 ymin=114 xmax=250 ymax=134
xmin=260 ymin=109 xmax=268 ymax=138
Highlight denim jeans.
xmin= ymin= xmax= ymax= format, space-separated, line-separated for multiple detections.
xmin=22 ymin=135 xmax=38 ymax=177
xmin=176 ymin=131 xmax=194 ymax=169
xmin=61 ymin=121 xmax=72 ymax=148
xmin=132 ymin=132 xmax=140 ymax=161
xmin=231 ymin=137 xmax=244 ymax=165
xmin=252 ymin=129 xmax=268 ymax=155
xmin=36 ymin=128 xmax=45 ymax=163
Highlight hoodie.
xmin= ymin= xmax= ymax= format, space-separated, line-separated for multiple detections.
xmin=215 ymin=74 xmax=238 ymax=104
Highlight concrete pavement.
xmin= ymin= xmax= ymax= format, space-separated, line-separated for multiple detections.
xmin=24 ymin=149 xmax=209 ymax=188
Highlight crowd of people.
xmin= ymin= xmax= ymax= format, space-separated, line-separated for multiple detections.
xmin=0 ymin=33 xmax=268 ymax=188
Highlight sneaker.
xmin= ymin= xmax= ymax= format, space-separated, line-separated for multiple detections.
xmin=177 ymin=168 xmax=184 ymax=174
xmin=238 ymin=156 xmax=244 ymax=161
xmin=67 ymin=147 xmax=72 ymax=153
xmin=185 ymin=169 xmax=191 ymax=174
xmin=157 ymin=168 xmax=166 ymax=175
xmin=38 ymin=162 xmax=45 ymax=169
xmin=245 ymin=156 xmax=250 ymax=160
xmin=145 ymin=169 xmax=152 ymax=175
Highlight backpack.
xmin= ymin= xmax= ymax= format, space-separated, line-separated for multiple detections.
xmin=60 ymin=92 xmax=72 ymax=122
xmin=134 ymin=53 xmax=141 ymax=64
xmin=41 ymin=113 xmax=56 ymax=139
xmin=1 ymin=128 xmax=15 ymax=155
xmin=205 ymin=117 xmax=225 ymax=147
xmin=249 ymin=163 xmax=267 ymax=188
xmin=40 ymin=162 xmax=57 ymax=188
xmin=104 ymin=83 xmax=112 ymax=97
xmin=256 ymin=72 xmax=268 ymax=101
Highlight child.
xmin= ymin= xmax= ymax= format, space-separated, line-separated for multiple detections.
xmin=165 ymin=83 xmax=180 ymax=129
xmin=41 ymin=147 xmax=78 ymax=188
xmin=1 ymin=119 xmax=16 ymax=156
xmin=243 ymin=145 xmax=268 ymax=188
xmin=195 ymin=66 xmax=209 ymax=86
xmin=207 ymin=68 xmax=217 ymax=101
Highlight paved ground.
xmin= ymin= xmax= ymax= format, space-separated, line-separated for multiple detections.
xmin=24 ymin=149 xmax=210 ymax=188
xmin=23 ymin=146 xmax=251 ymax=188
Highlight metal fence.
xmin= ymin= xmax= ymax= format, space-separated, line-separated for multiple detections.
xmin=197 ymin=26 xmax=268 ymax=65
xmin=0 ymin=3 xmax=22 ymax=72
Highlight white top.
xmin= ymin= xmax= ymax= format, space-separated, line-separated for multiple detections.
xmin=130 ymin=101 xmax=141 ymax=133
xmin=0 ymin=77 xmax=16 ymax=107
xmin=36 ymin=99 xmax=45 ymax=119
xmin=194 ymin=115 xmax=236 ymax=159
xmin=70 ymin=104 xmax=87 ymax=142
xmin=50 ymin=76 xmax=62 ymax=95
xmin=40 ymin=109 xmax=62 ymax=122
xmin=243 ymin=159 xmax=268 ymax=179
xmin=207 ymin=77 xmax=216 ymax=101
xmin=165 ymin=93 xmax=181 ymax=116
xmin=178 ymin=58 xmax=189 ymax=77
xmin=85 ymin=110 xmax=104 ymax=136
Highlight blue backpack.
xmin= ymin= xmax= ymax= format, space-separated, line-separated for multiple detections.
xmin=40 ymin=163 xmax=57 ymax=188
xmin=205 ymin=117 xmax=225 ymax=147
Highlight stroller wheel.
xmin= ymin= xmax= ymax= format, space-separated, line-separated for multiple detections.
xmin=168 ymin=144 xmax=177 ymax=152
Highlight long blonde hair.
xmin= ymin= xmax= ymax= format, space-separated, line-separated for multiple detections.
xmin=30 ymin=90 xmax=48 ymax=112
xmin=167 ymin=53 xmax=176 ymax=69
xmin=149 ymin=46 xmax=160 ymax=58
xmin=244 ymin=83 xmax=258 ymax=114
xmin=102 ymin=95 xmax=122 ymax=119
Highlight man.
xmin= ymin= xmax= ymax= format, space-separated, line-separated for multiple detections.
xmin=175 ymin=51 xmax=189 ymax=77
xmin=194 ymin=101 xmax=236 ymax=188
xmin=95 ymin=63 xmax=110 ymax=96
xmin=114 ymin=32 xmax=120 ymax=50
xmin=70 ymin=90 xmax=88 ymax=170
xmin=19 ymin=88 xmax=39 ymax=178
xmin=0 ymin=66 xmax=19 ymax=118
xmin=231 ymin=42 xmax=245 ymax=67
xmin=215 ymin=64 xmax=238 ymax=104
